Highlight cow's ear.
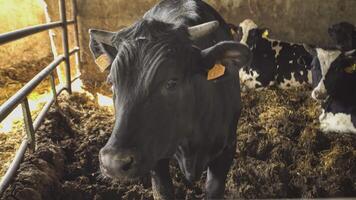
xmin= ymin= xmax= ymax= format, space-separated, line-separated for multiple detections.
xmin=344 ymin=49 xmax=356 ymax=57
xmin=303 ymin=44 xmax=317 ymax=57
xmin=89 ymin=29 xmax=117 ymax=72
xmin=259 ymin=28 xmax=270 ymax=38
xmin=200 ymin=41 xmax=251 ymax=70
xmin=227 ymin=23 xmax=241 ymax=41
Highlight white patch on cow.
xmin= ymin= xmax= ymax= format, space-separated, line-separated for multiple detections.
xmin=319 ymin=109 xmax=356 ymax=134
xmin=269 ymin=81 xmax=275 ymax=86
xmin=182 ymin=0 xmax=199 ymax=20
xmin=307 ymin=70 xmax=313 ymax=84
xmin=270 ymin=40 xmax=282 ymax=58
xmin=239 ymin=19 xmax=258 ymax=45
xmin=289 ymin=60 xmax=293 ymax=64
xmin=239 ymin=68 xmax=262 ymax=89
xmin=316 ymin=48 xmax=341 ymax=76
xmin=311 ymin=48 xmax=341 ymax=100
xmin=279 ymin=72 xmax=303 ymax=89
xmin=300 ymin=70 xmax=304 ymax=76
xmin=312 ymin=80 xmax=327 ymax=100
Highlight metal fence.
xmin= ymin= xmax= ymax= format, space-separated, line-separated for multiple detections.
xmin=0 ymin=0 xmax=81 ymax=195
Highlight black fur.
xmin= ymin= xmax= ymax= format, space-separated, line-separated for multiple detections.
xmin=89 ymin=0 xmax=251 ymax=199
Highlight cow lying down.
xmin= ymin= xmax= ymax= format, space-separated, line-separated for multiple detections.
xmin=305 ymin=45 xmax=356 ymax=134
xmin=233 ymin=19 xmax=313 ymax=90
xmin=88 ymin=0 xmax=251 ymax=199
xmin=301 ymin=21 xmax=356 ymax=134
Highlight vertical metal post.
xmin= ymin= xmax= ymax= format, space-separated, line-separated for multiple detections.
xmin=59 ymin=0 xmax=72 ymax=93
xmin=71 ymin=0 xmax=81 ymax=67
xmin=21 ymin=98 xmax=35 ymax=152
xmin=49 ymin=72 xmax=59 ymax=108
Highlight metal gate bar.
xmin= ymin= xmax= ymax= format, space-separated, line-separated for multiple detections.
xmin=0 ymin=0 xmax=81 ymax=195
xmin=0 ymin=56 xmax=64 ymax=122
xmin=0 ymin=20 xmax=75 ymax=46
xmin=60 ymin=0 xmax=72 ymax=94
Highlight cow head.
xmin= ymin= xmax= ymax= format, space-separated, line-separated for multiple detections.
xmin=236 ymin=19 xmax=269 ymax=48
xmin=89 ymin=20 xmax=251 ymax=179
xmin=328 ymin=22 xmax=356 ymax=51
xmin=304 ymin=45 xmax=356 ymax=101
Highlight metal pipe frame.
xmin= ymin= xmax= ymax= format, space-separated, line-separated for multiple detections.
xmin=0 ymin=22 xmax=62 ymax=45
xmin=0 ymin=48 xmax=79 ymax=123
xmin=60 ymin=0 xmax=72 ymax=94
xmin=21 ymin=98 xmax=36 ymax=152
xmin=0 ymin=21 xmax=75 ymax=46
xmin=71 ymin=0 xmax=82 ymax=68
xmin=0 ymin=0 xmax=81 ymax=196
xmin=0 ymin=85 xmax=66 ymax=195
xmin=0 ymin=56 xmax=64 ymax=122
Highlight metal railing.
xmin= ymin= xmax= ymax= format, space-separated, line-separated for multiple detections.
xmin=0 ymin=0 xmax=80 ymax=195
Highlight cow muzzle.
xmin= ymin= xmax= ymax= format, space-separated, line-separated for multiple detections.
xmin=311 ymin=88 xmax=327 ymax=101
xmin=311 ymin=80 xmax=328 ymax=101
xmin=99 ymin=147 xmax=138 ymax=178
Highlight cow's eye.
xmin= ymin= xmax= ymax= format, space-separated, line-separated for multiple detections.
xmin=166 ymin=79 xmax=178 ymax=90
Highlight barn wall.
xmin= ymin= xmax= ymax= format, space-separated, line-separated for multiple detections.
xmin=76 ymin=0 xmax=159 ymax=90
xmin=74 ymin=0 xmax=356 ymax=91
xmin=206 ymin=0 xmax=356 ymax=45
xmin=42 ymin=0 xmax=79 ymax=86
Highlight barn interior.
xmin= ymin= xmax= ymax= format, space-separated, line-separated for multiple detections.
xmin=0 ymin=0 xmax=355 ymax=199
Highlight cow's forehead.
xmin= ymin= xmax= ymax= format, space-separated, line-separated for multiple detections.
xmin=110 ymin=39 xmax=193 ymax=94
xmin=239 ymin=19 xmax=258 ymax=45
xmin=316 ymin=48 xmax=341 ymax=76
xmin=239 ymin=19 xmax=258 ymax=32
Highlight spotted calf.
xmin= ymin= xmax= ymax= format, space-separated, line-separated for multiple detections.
xmin=307 ymin=46 xmax=356 ymax=133
xmin=235 ymin=19 xmax=313 ymax=89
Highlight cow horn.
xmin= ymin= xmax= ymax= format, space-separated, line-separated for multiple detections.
xmin=303 ymin=44 xmax=317 ymax=56
xmin=188 ymin=21 xmax=220 ymax=40
xmin=89 ymin=29 xmax=116 ymax=45
xmin=344 ymin=49 xmax=356 ymax=57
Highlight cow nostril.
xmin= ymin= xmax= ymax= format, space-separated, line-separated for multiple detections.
xmin=120 ymin=156 xmax=134 ymax=171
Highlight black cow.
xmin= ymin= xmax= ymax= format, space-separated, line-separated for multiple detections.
xmin=328 ymin=22 xmax=356 ymax=51
xmin=88 ymin=0 xmax=251 ymax=199
xmin=305 ymin=46 xmax=356 ymax=133
xmin=235 ymin=19 xmax=313 ymax=89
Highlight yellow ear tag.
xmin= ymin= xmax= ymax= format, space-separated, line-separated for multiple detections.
xmin=207 ymin=64 xmax=226 ymax=80
xmin=344 ymin=63 xmax=356 ymax=74
xmin=95 ymin=54 xmax=111 ymax=72
xmin=262 ymin=30 xmax=269 ymax=38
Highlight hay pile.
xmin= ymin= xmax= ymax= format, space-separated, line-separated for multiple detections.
xmin=229 ymin=87 xmax=356 ymax=198
xmin=0 ymin=128 xmax=24 ymax=177
xmin=1 ymin=86 xmax=356 ymax=199
xmin=0 ymin=55 xmax=54 ymax=105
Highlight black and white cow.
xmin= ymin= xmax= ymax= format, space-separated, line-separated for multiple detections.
xmin=305 ymin=46 xmax=356 ymax=133
xmin=235 ymin=19 xmax=313 ymax=89
xmin=88 ymin=0 xmax=251 ymax=199
xmin=328 ymin=21 xmax=356 ymax=51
